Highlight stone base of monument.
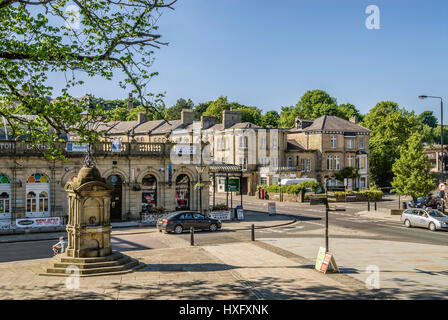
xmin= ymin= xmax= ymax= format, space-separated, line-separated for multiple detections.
xmin=39 ymin=251 xmax=146 ymax=277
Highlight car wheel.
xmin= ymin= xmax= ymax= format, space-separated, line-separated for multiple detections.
xmin=209 ymin=223 xmax=218 ymax=232
xmin=174 ymin=225 xmax=183 ymax=234
xmin=429 ymin=222 xmax=436 ymax=231
xmin=404 ymin=219 xmax=412 ymax=228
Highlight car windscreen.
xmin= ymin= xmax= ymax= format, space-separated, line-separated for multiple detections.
xmin=427 ymin=210 xmax=446 ymax=218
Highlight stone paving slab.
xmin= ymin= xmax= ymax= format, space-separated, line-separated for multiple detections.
xmin=0 ymin=230 xmax=372 ymax=300
xmin=260 ymin=236 xmax=448 ymax=299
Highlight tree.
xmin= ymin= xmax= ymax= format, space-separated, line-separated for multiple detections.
xmin=194 ymin=101 xmax=211 ymax=120
xmin=279 ymin=106 xmax=295 ymax=128
xmin=203 ymin=96 xmax=230 ymax=122
xmin=334 ymin=167 xmax=360 ymax=188
xmin=261 ymin=110 xmax=280 ymax=128
xmin=392 ymin=132 xmax=435 ymax=202
xmin=338 ymin=103 xmax=363 ymax=121
xmin=230 ymin=103 xmax=262 ymax=125
xmin=418 ymin=111 xmax=438 ymax=128
xmin=165 ymin=98 xmax=193 ymax=120
xmin=294 ymin=89 xmax=337 ymax=119
xmin=362 ymin=101 xmax=421 ymax=187
xmin=0 ymin=0 xmax=176 ymax=158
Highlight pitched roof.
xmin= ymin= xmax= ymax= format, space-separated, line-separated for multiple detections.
xmin=133 ymin=119 xmax=166 ymax=134
xmin=304 ymin=115 xmax=370 ymax=133
xmin=286 ymin=139 xmax=306 ymax=151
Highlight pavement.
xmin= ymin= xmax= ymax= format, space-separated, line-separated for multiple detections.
xmin=0 ymin=230 xmax=381 ymax=300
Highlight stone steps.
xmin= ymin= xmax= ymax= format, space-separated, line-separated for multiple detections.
xmin=40 ymin=251 xmax=145 ymax=277
xmin=41 ymin=262 xmax=146 ymax=278
xmin=52 ymin=256 xmax=131 ymax=269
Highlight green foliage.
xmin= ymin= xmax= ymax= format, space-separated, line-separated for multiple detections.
xmin=278 ymin=90 xmax=363 ymax=128
xmin=362 ymin=101 xmax=421 ymax=187
xmin=165 ymin=98 xmax=194 ymax=121
xmin=203 ymin=96 xmax=230 ymax=123
xmin=334 ymin=167 xmax=360 ymax=182
xmin=0 ymin=0 xmax=174 ymax=158
xmin=258 ymin=180 xmax=320 ymax=195
xmin=392 ymin=131 xmax=435 ymax=201
xmin=230 ymin=102 xmax=263 ymax=126
xmin=334 ymin=189 xmax=383 ymax=200
xmin=261 ymin=110 xmax=280 ymax=128
xmin=418 ymin=111 xmax=438 ymax=128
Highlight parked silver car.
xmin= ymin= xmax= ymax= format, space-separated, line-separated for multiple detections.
xmin=401 ymin=208 xmax=448 ymax=231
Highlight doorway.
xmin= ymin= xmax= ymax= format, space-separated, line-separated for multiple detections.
xmin=107 ymin=175 xmax=123 ymax=221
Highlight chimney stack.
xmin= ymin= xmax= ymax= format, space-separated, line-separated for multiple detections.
xmin=137 ymin=112 xmax=147 ymax=124
xmin=222 ymin=109 xmax=242 ymax=129
xmin=181 ymin=109 xmax=194 ymax=126
xmin=349 ymin=116 xmax=358 ymax=124
xmin=128 ymin=93 xmax=133 ymax=110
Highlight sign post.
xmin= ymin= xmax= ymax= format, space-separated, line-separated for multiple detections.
xmin=268 ymin=202 xmax=276 ymax=216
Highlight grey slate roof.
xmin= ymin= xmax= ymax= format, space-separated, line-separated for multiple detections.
xmin=303 ymin=115 xmax=370 ymax=133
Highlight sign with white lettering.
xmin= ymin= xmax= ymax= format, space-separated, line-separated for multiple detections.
xmin=65 ymin=142 xmax=88 ymax=152
xmin=209 ymin=210 xmax=232 ymax=221
xmin=112 ymin=139 xmax=122 ymax=152
xmin=16 ymin=217 xmax=61 ymax=228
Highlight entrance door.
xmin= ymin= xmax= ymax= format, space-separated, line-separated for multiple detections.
xmin=175 ymin=174 xmax=190 ymax=210
xmin=107 ymin=175 xmax=123 ymax=221
xmin=241 ymin=177 xmax=248 ymax=195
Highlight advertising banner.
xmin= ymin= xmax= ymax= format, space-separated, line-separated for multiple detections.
xmin=209 ymin=210 xmax=232 ymax=221
xmin=16 ymin=217 xmax=61 ymax=228
xmin=112 ymin=139 xmax=122 ymax=152
xmin=65 ymin=142 xmax=88 ymax=152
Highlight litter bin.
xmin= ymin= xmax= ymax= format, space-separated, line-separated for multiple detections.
xmin=402 ymin=202 xmax=407 ymax=209
xmin=235 ymin=205 xmax=244 ymax=220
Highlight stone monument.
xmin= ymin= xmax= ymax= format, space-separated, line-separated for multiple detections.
xmin=41 ymin=148 xmax=143 ymax=276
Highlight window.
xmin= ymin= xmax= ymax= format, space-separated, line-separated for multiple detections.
xmin=260 ymin=135 xmax=266 ymax=149
xmin=327 ymin=156 xmax=334 ymax=170
xmin=272 ymin=157 xmax=278 ymax=168
xmin=239 ymin=157 xmax=247 ymax=170
xmin=306 ymin=159 xmax=312 ymax=172
xmin=331 ymin=136 xmax=337 ymax=149
xmin=287 ymin=156 xmax=293 ymax=167
xmin=335 ymin=156 xmax=341 ymax=170
xmin=359 ymin=137 xmax=365 ymax=149
xmin=260 ymin=177 xmax=267 ymax=185
xmin=27 ymin=191 xmax=37 ymax=213
xmin=301 ymin=159 xmax=306 ymax=172
xmin=0 ymin=192 xmax=10 ymax=214
xmin=346 ymin=139 xmax=354 ymax=149
xmin=272 ymin=137 xmax=278 ymax=149
xmin=347 ymin=156 xmax=355 ymax=167
xmin=39 ymin=191 xmax=49 ymax=212
xmin=239 ymin=136 xmax=247 ymax=149
xmin=26 ymin=173 xmax=50 ymax=216
xmin=261 ymin=157 xmax=269 ymax=167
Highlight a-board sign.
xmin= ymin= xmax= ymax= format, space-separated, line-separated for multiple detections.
xmin=319 ymin=253 xmax=339 ymax=274
xmin=315 ymin=247 xmax=326 ymax=271
xmin=268 ymin=202 xmax=276 ymax=215
xmin=237 ymin=208 xmax=244 ymax=220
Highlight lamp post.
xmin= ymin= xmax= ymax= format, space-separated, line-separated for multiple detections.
xmin=324 ymin=177 xmax=329 ymax=252
xmin=419 ymin=95 xmax=445 ymax=212
xmin=196 ymin=164 xmax=205 ymax=214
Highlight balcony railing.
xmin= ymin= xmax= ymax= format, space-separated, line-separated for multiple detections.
xmin=0 ymin=141 xmax=167 ymax=157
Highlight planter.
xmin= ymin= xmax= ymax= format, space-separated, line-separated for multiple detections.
xmin=389 ymin=209 xmax=404 ymax=215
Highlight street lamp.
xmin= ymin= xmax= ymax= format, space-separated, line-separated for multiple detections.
xmin=419 ymin=95 xmax=445 ymax=212
xmin=196 ymin=163 xmax=206 ymax=214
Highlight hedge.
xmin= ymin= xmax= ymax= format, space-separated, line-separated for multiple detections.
xmin=334 ymin=189 xmax=383 ymax=200
xmin=258 ymin=181 xmax=320 ymax=195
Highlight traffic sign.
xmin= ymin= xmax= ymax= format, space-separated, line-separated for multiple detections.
xmin=439 ymin=183 xmax=446 ymax=191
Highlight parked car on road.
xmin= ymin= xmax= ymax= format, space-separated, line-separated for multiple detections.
xmin=401 ymin=208 xmax=448 ymax=231
xmin=157 ymin=211 xmax=222 ymax=234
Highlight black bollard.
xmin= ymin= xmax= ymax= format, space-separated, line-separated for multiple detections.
xmin=251 ymin=224 xmax=255 ymax=241
xmin=190 ymin=227 xmax=194 ymax=246
xmin=374 ymin=201 xmax=377 ymax=211
xmin=367 ymin=200 xmax=370 ymax=211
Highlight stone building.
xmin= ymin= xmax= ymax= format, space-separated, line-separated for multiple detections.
xmin=0 ymin=140 xmax=209 ymax=224
xmin=287 ymin=115 xmax=371 ymax=189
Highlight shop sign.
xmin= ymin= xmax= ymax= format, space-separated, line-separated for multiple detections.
xmin=16 ymin=217 xmax=61 ymax=228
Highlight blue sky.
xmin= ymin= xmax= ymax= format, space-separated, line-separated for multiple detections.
xmin=52 ymin=0 xmax=448 ymax=119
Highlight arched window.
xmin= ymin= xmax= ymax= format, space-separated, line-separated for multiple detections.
xmin=39 ymin=191 xmax=49 ymax=213
xmin=27 ymin=191 xmax=37 ymax=213
xmin=175 ymin=174 xmax=190 ymax=211
xmin=0 ymin=174 xmax=11 ymax=217
xmin=26 ymin=173 xmax=50 ymax=216
xmin=142 ymin=174 xmax=157 ymax=211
